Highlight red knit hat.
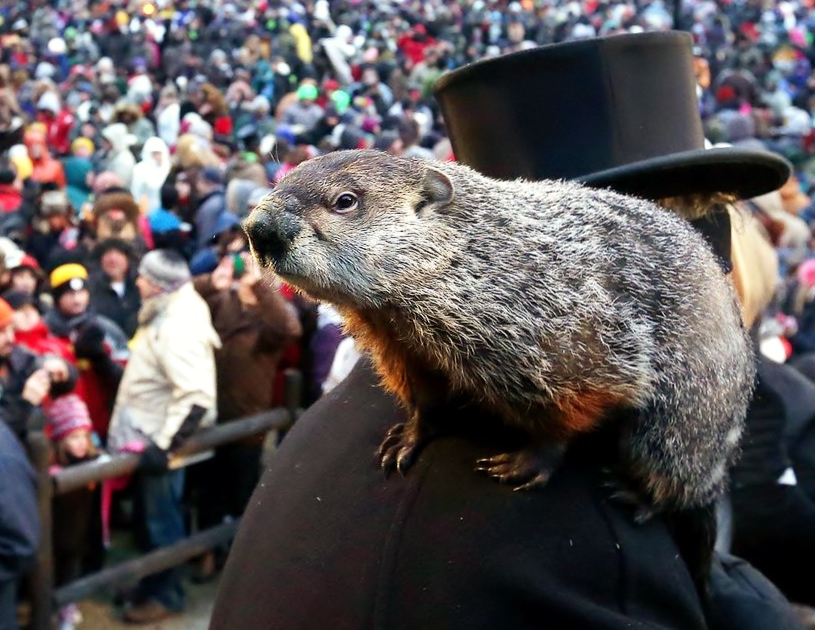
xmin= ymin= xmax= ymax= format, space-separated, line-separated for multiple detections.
xmin=0 ymin=298 xmax=14 ymax=328
xmin=45 ymin=394 xmax=93 ymax=442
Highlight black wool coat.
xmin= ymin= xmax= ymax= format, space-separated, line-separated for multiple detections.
xmin=211 ymin=360 xmax=706 ymax=630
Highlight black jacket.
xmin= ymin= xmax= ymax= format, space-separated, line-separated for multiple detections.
xmin=87 ymin=272 xmax=141 ymax=340
xmin=212 ymin=360 xmax=706 ymax=630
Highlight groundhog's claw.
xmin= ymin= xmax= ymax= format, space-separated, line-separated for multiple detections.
xmin=476 ymin=442 xmax=567 ymax=491
xmin=377 ymin=422 xmax=424 ymax=477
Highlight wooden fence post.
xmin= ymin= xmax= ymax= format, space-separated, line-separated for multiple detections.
xmin=26 ymin=431 xmax=53 ymax=630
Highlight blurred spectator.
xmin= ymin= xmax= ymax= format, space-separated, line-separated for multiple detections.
xmin=62 ymin=138 xmax=94 ymax=214
xmin=99 ymin=123 xmax=136 ymax=189
xmin=44 ymin=263 xmax=128 ymax=441
xmin=191 ymin=250 xmax=301 ymax=580
xmin=280 ymin=83 xmax=324 ymax=133
xmin=107 ymin=250 xmax=220 ymax=623
xmin=27 ymin=190 xmax=79 ymax=271
xmin=6 ymin=255 xmax=46 ymax=303
xmin=130 ymin=137 xmax=171 ymax=215
xmin=5 ymin=290 xmax=73 ymax=363
xmin=0 ymin=295 xmax=77 ymax=439
xmin=87 ymin=239 xmax=141 ymax=340
xmin=0 ymin=414 xmax=38 ymax=630
xmin=45 ymin=393 xmax=101 ymax=630
xmin=0 ymin=159 xmax=21 ymax=213
xmin=24 ymin=127 xmax=65 ymax=188
xmin=193 ymin=167 xmax=227 ymax=253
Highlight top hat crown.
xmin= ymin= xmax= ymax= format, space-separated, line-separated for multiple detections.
xmin=433 ymin=31 xmax=789 ymax=201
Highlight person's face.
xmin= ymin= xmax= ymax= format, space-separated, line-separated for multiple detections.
xmin=362 ymin=68 xmax=378 ymax=86
xmin=386 ymin=138 xmax=404 ymax=155
xmin=136 ymin=275 xmax=162 ymax=300
xmin=46 ymin=213 xmax=69 ymax=232
xmin=10 ymin=269 xmax=37 ymax=295
xmin=101 ymin=248 xmax=129 ymax=281
xmin=63 ymin=430 xmax=90 ymax=459
xmin=0 ymin=322 xmax=14 ymax=358
xmin=151 ymin=150 xmax=163 ymax=166
xmin=195 ymin=179 xmax=215 ymax=196
xmin=11 ymin=304 xmax=39 ymax=333
xmin=58 ymin=288 xmax=89 ymax=317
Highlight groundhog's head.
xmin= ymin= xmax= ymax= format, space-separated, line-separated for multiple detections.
xmin=246 ymin=150 xmax=456 ymax=309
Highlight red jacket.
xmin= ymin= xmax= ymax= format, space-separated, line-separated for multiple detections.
xmin=0 ymin=184 xmax=21 ymax=213
xmin=14 ymin=321 xmax=88 ymax=406
xmin=15 ymin=321 xmax=74 ymax=363
xmin=37 ymin=110 xmax=76 ymax=156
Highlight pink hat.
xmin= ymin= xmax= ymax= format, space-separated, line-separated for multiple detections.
xmin=45 ymin=394 xmax=93 ymax=442
xmin=798 ymin=258 xmax=815 ymax=288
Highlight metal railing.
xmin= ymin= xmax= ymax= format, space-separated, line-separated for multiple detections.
xmin=25 ymin=369 xmax=303 ymax=630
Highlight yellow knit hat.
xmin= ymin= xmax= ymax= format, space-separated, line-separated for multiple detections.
xmin=71 ymin=137 xmax=95 ymax=156
xmin=50 ymin=263 xmax=88 ymax=291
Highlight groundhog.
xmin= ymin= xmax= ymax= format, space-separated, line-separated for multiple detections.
xmin=245 ymin=149 xmax=754 ymax=515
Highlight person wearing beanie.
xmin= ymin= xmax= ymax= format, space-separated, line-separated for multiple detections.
xmin=26 ymin=189 xmax=83 ymax=272
xmin=280 ymin=82 xmax=325 ymax=134
xmin=7 ymin=255 xmax=43 ymax=297
xmin=44 ymin=263 xmax=130 ymax=441
xmin=108 ymin=249 xmax=221 ymax=623
xmin=45 ymin=391 xmax=101 ymax=630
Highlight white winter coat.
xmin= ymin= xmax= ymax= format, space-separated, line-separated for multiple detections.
xmin=107 ymin=282 xmax=222 ymax=452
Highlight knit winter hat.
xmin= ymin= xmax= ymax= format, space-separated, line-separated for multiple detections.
xmin=296 ymin=84 xmax=319 ymax=101
xmin=45 ymin=394 xmax=93 ymax=442
xmin=0 ymin=298 xmax=13 ymax=328
xmin=138 ymin=249 xmax=191 ymax=293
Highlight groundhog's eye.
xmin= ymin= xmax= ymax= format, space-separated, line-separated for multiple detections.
xmin=332 ymin=192 xmax=358 ymax=213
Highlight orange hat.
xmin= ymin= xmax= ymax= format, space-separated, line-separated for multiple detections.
xmin=0 ymin=298 xmax=13 ymax=328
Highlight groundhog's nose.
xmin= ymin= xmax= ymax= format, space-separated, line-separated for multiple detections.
xmin=244 ymin=209 xmax=302 ymax=267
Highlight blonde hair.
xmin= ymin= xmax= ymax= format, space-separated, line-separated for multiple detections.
xmin=728 ymin=202 xmax=779 ymax=329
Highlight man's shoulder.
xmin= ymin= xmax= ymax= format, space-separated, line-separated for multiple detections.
xmin=214 ymin=360 xmax=706 ymax=629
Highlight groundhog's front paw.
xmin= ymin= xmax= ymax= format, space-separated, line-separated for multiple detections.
xmin=377 ymin=422 xmax=423 ymax=476
xmin=476 ymin=441 xmax=567 ymax=491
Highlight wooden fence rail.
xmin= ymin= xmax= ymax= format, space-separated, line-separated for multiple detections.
xmin=25 ymin=369 xmax=302 ymax=629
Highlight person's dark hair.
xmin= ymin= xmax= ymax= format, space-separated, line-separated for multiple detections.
xmin=0 ymin=156 xmax=15 ymax=185
xmin=160 ymin=183 xmax=179 ymax=210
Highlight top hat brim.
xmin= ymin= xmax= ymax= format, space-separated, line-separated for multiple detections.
xmin=578 ymin=147 xmax=791 ymax=201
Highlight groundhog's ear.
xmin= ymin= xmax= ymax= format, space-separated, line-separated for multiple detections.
xmin=418 ymin=167 xmax=454 ymax=214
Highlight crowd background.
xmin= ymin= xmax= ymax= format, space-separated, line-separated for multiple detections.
xmin=2 ymin=0 xmax=815 ymax=627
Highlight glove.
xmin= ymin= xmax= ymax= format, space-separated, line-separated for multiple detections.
xmin=138 ymin=441 xmax=170 ymax=475
xmin=73 ymin=323 xmax=107 ymax=360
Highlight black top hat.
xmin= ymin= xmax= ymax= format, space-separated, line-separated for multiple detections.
xmin=433 ymin=31 xmax=790 ymax=201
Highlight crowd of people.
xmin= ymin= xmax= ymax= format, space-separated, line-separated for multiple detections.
xmin=0 ymin=0 xmax=814 ymax=627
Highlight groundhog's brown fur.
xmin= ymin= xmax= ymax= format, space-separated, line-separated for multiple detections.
xmin=245 ymin=149 xmax=754 ymax=515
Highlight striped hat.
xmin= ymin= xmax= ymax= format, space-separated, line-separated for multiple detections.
xmin=45 ymin=394 xmax=93 ymax=442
